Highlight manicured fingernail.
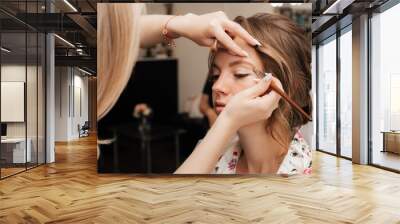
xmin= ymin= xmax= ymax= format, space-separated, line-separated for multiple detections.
xmin=253 ymin=41 xmax=262 ymax=48
xmin=242 ymin=51 xmax=249 ymax=57
xmin=263 ymin=73 xmax=272 ymax=82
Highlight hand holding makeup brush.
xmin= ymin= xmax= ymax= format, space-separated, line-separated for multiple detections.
xmin=175 ymin=74 xmax=282 ymax=174
xmin=259 ymin=73 xmax=312 ymax=121
xmin=219 ymin=73 xmax=282 ymax=130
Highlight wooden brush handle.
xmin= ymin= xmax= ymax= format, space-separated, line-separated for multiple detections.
xmin=268 ymin=83 xmax=312 ymax=121
xmin=253 ymin=45 xmax=312 ymax=121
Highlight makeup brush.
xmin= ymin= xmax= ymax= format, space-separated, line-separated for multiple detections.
xmin=252 ymin=44 xmax=312 ymax=121
xmin=263 ymin=73 xmax=312 ymax=122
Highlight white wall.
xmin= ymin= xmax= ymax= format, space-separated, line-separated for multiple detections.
xmin=54 ymin=67 xmax=89 ymax=141
xmin=1 ymin=64 xmax=46 ymax=163
xmin=1 ymin=65 xmax=27 ymax=139
xmin=1 ymin=65 xmax=39 ymax=137
xmin=55 ymin=66 xmax=68 ymax=141
xmin=72 ymin=73 xmax=89 ymax=138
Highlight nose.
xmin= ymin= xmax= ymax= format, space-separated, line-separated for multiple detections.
xmin=212 ymin=73 xmax=230 ymax=95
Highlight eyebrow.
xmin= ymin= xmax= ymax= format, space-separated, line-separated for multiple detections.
xmin=212 ymin=58 xmax=256 ymax=71
xmin=229 ymin=60 xmax=256 ymax=69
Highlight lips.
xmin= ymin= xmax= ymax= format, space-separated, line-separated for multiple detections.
xmin=214 ymin=101 xmax=226 ymax=113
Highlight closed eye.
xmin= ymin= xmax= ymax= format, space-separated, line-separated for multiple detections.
xmin=234 ymin=73 xmax=250 ymax=79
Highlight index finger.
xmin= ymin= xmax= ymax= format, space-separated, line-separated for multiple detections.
xmin=224 ymin=20 xmax=261 ymax=47
xmin=213 ymin=25 xmax=248 ymax=57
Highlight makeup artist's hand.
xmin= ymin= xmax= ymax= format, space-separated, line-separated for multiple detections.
xmin=168 ymin=11 xmax=260 ymax=57
xmin=220 ymin=75 xmax=283 ymax=130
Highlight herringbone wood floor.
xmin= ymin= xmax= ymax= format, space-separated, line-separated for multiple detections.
xmin=1 ymin=135 xmax=400 ymax=223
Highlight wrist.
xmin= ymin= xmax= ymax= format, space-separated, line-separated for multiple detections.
xmin=218 ymin=111 xmax=239 ymax=132
xmin=163 ymin=15 xmax=181 ymax=39
xmin=165 ymin=15 xmax=181 ymax=39
xmin=167 ymin=13 xmax=192 ymax=39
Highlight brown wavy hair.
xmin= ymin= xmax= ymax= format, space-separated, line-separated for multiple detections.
xmin=209 ymin=13 xmax=312 ymax=149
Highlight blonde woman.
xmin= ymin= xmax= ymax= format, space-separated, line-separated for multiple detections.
xmin=98 ymin=4 xmax=287 ymax=173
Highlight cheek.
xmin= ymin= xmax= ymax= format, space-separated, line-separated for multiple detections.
xmin=231 ymin=78 xmax=258 ymax=95
xmin=213 ymin=78 xmax=257 ymax=105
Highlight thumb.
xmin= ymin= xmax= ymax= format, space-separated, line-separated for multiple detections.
xmin=255 ymin=77 xmax=283 ymax=109
xmin=243 ymin=73 xmax=273 ymax=98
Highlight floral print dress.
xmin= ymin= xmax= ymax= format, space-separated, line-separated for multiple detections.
xmin=212 ymin=131 xmax=312 ymax=175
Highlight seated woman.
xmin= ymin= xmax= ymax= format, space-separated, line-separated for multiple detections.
xmin=175 ymin=13 xmax=312 ymax=175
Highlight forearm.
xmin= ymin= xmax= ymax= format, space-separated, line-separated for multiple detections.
xmin=205 ymin=108 xmax=217 ymax=126
xmin=139 ymin=15 xmax=183 ymax=48
xmin=200 ymin=98 xmax=217 ymax=126
xmin=174 ymin=115 xmax=237 ymax=174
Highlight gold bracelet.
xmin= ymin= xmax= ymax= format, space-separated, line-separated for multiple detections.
xmin=162 ymin=15 xmax=178 ymax=47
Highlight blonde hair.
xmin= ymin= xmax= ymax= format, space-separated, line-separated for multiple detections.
xmin=97 ymin=3 xmax=144 ymax=120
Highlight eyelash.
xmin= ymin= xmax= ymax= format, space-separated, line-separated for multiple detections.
xmin=234 ymin=73 xmax=250 ymax=78
xmin=209 ymin=73 xmax=250 ymax=83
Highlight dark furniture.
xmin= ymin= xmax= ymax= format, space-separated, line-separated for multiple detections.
xmin=1 ymin=123 xmax=7 ymax=137
xmin=78 ymin=121 xmax=90 ymax=138
xmin=98 ymin=58 xmax=184 ymax=173
xmin=99 ymin=58 xmax=178 ymax=127
xmin=382 ymin=131 xmax=400 ymax=154
xmin=114 ymin=123 xmax=185 ymax=173
xmin=97 ymin=58 xmax=210 ymax=173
